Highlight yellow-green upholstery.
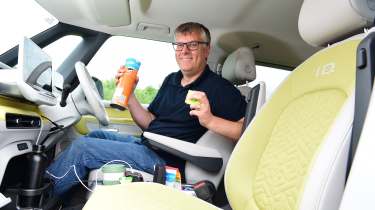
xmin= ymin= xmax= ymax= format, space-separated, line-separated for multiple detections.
xmin=84 ymin=182 xmax=219 ymax=210
xmin=225 ymin=39 xmax=359 ymax=210
xmin=83 ymin=39 xmax=360 ymax=210
xmin=75 ymin=108 xmax=135 ymax=134
xmin=0 ymin=95 xmax=42 ymax=120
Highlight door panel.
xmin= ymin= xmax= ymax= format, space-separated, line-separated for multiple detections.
xmin=74 ymin=106 xmax=142 ymax=136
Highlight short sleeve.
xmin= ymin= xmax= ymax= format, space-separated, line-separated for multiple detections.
xmin=211 ymin=82 xmax=246 ymax=122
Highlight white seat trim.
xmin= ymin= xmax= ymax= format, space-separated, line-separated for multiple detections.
xmin=143 ymin=132 xmax=221 ymax=158
xmin=299 ymin=93 xmax=354 ymax=210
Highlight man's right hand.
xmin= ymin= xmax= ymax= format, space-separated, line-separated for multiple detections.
xmin=115 ymin=66 xmax=139 ymax=91
xmin=115 ymin=65 xmax=127 ymax=85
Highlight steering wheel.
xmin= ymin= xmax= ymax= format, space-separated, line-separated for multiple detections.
xmin=0 ymin=61 xmax=12 ymax=69
xmin=75 ymin=61 xmax=109 ymax=126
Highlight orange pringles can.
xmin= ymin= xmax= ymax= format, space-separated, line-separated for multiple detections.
xmin=110 ymin=58 xmax=141 ymax=110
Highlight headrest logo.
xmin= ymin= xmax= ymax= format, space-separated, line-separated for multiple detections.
xmin=315 ymin=62 xmax=335 ymax=77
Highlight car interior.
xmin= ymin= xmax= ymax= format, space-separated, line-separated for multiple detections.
xmin=0 ymin=0 xmax=375 ymax=209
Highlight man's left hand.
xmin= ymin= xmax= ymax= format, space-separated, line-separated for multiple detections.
xmin=187 ymin=91 xmax=214 ymax=127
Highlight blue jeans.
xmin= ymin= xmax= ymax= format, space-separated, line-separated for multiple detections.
xmin=46 ymin=130 xmax=165 ymax=195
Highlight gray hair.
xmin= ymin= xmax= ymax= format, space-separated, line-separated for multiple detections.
xmin=174 ymin=22 xmax=211 ymax=44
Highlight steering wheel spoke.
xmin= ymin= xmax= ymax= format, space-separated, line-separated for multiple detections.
xmin=75 ymin=61 xmax=109 ymax=126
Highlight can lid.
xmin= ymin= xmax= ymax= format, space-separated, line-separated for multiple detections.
xmin=125 ymin=58 xmax=141 ymax=70
xmin=102 ymin=164 xmax=126 ymax=173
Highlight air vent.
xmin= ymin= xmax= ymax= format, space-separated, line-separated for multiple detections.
xmin=6 ymin=113 xmax=41 ymax=129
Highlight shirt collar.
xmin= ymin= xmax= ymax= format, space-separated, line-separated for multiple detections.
xmin=174 ymin=65 xmax=211 ymax=88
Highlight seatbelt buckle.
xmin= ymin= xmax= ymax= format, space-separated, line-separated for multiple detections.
xmin=193 ymin=180 xmax=216 ymax=203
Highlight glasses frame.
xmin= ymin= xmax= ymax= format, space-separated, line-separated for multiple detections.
xmin=172 ymin=41 xmax=209 ymax=51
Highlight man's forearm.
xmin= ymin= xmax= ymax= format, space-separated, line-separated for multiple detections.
xmin=127 ymin=94 xmax=155 ymax=130
xmin=205 ymin=117 xmax=244 ymax=142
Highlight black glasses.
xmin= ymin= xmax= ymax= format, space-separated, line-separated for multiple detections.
xmin=172 ymin=41 xmax=208 ymax=51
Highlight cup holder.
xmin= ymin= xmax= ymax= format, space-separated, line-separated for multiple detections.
xmin=16 ymin=180 xmax=52 ymax=209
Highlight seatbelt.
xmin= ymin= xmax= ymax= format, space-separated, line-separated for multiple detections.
xmin=241 ymin=84 xmax=260 ymax=134
xmin=346 ymin=29 xmax=375 ymax=179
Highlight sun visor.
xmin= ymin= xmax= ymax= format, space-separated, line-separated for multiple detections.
xmin=84 ymin=0 xmax=131 ymax=26
xmin=298 ymin=0 xmax=374 ymax=47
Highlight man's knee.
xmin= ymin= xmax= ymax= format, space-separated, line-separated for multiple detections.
xmin=86 ymin=130 xmax=104 ymax=138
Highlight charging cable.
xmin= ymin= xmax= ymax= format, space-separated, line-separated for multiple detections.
xmin=46 ymin=165 xmax=93 ymax=192
xmin=35 ymin=118 xmax=44 ymax=145
xmin=46 ymin=160 xmax=134 ymax=193
xmin=36 ymin=116 xmax=64 ymax=145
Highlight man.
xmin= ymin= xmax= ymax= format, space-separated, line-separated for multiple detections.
xmin=47 ymin=22 xmax=246 ymax=195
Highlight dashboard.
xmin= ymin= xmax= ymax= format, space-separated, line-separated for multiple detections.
xmin=0 ymin=96 xmax=53 ymax=185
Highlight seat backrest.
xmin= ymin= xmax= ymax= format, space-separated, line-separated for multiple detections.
xmin=185 ymin=47 xmax=265 ymax=187
xmin=221 ymin=47 xmax=266 ymax=129
xmin=221 ymin=47 xmax=256 ymax=86
xmin=240 ymin=81 xmax=266 ymax=132
xmin=224 ymin=0 xmax=373 ymax=209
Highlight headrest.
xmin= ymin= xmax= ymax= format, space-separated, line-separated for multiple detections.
xmin=221 ymin=47 xmax=256 ymax=85
xmin=298 ymin=0 xmax=375 ymax=47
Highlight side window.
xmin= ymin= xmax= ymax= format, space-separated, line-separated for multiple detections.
xmin=87 ymin=36 xmax=179 ymax=104
xmin=43 ymin=35 xmax=83 ymax=70
xmin=253 ymin=66 xmax=290 ymax=99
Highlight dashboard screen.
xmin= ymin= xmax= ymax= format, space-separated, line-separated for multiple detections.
xmin=18 ymin=37 xmax=52 ymax=93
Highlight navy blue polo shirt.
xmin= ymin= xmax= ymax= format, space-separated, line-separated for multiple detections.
xmin=145 ymin=65 xmax=246 ymax=143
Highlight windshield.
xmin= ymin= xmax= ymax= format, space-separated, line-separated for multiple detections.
xmin=0 ymin=0 xmax=58 ymax=55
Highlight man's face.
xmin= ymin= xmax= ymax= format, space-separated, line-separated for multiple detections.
xmin=174 ymin=31 xmax=210 ymax=77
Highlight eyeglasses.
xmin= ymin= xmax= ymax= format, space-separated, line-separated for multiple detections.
xmin=172 ymin=41 xmax=208 ymax=51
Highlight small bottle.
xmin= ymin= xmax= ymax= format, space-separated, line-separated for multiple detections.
xmin=175 ymin=170 xmax=182 ymax=190
xmin=110 ymin=58 xmax=141 ymax=110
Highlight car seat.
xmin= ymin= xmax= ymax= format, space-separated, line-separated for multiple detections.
xmin=221 ymin=46 xmax=266 ymax=131
xmin=87 ymin=47 xmax=266 ymax=189
xmin=83 ymin=0 xmax=372 ymax=209
xmin=183 ymin=46 xmax=266 ymax=187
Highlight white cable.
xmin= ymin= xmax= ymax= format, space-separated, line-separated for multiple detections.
xmin=46 ymin=159 xmax=134 ymax=193
xmin=46 ymin=165 xmax=93 ymax=192
xmin=46 ymin=165 xmax=73 ymax=179
xmin=35 ymin=118 xmax=44 ymax=145
xmin=72 ymin=165 xmax=93 ymax=192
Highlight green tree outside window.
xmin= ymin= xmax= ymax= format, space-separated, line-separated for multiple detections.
xmin=102 ymin=79 xmax=158 ymax=104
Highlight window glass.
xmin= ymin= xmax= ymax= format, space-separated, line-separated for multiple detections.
xmin=43 ymin=35 xmax=83 ymax=70
xmin=87 ymin=36 xmax=179 ymax=104
xmin=252 ymin=66 xmax=290 ymax=99
xmin=0 ymin=0 xmax=58 ymax=55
